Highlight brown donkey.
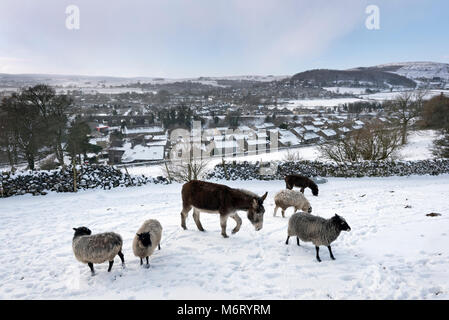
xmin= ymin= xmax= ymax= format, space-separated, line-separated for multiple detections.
xmin=180 ymin=180 xmax=268 ymax=238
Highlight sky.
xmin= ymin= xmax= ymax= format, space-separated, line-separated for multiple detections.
xmin=0 ymin=0 xmax=448 ymax=78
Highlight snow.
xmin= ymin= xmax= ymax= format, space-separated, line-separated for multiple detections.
xmin=121 ymin=144 xmax=165 ymax=163
xmin=0 ymin=175 xmax=448 ymax=299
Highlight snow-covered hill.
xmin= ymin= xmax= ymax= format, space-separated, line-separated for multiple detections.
xmin=371 ymin=62 xmax=449 ymax=81
xmin=0 ymin=175 xmax=448 ymax=299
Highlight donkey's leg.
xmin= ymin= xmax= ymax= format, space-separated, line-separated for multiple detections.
xmin=231 ymin=213 xmax=242 ymax=234
xmin=193 ymin=208 xmax=205 ymax=232
xmin=220 ymin=214 xmax=229 ymax=238
xmin=180 ymin=204 xmax=192 ymax=230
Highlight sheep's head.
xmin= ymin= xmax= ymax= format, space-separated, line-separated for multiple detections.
xmin=136 ymin=232 xmax=152 ymax=247
xmin=300 ymin=200 xmax=312 ymax=213
xmin=248 ymin=192 xmax=268 ymax=231
xmin=333 ymin=214 xmax=351 ymax=232
xmin=73 ymin=227 xmax=92 ymax=237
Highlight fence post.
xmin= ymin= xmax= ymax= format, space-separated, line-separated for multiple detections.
xmin=72 ymin=158 xmax=77 ymax=192
xmin=164 ymin=161 xmax=172 ymax=183
xmin=222 ymin=158 xmax=229 ymax=180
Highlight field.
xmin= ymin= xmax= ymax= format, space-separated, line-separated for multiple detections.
xmin=0 ymin=175 xmax=448 ymax=299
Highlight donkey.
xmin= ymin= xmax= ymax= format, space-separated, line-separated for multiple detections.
xmin=285 ymin=174 xmax=319 ymax=196
xmin=180 ymin=180 xmax=268 ymax=238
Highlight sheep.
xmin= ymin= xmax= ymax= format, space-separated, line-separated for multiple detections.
xmin=72 ymin=227 xmax=125 ymax=275
xmin=132 ymin=219 xmax=163 ymax=268
xmin=274 ymin=189 xmax=312 ymax=218
xmin=286 ymin=212 xmax=351 ymax=262
xmin=285 ymin=174 xmax=319 ymax=196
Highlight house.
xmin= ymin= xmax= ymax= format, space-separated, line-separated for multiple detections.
xmin=302 ymin=132 xmax=320 ymax=144
xmin=303 ymin=125 xmax=320 ymax=133
xmin=278 ymin=129 xmax=302 ymax=147
xmin=319 ymin=129 xmax=338 ymax=140
xmin=211 ymin=140 xmax=242 ymax=157
xmin=245 ymin=139 xmax=268 ymax=155
xmin=120 ymin=144 xmax=165 ymax=163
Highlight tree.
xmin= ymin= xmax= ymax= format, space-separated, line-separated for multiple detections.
xmin=421 ymin=93 xmax=449 ymax=129
xmin=432 ymin=130 xmax=449 ymax=158
xmin=20 ymin=84 xmax=73 ymax=165
xmin=66 ymin=120 xmax=96 ymax=164
xmin=0 ymin=93 xmax=47 ymax=170
xmin=319 ymin=121 xmax=402 ymax=162
xmin=0 ymin=103 xmax=19 ymax=171
xmin=386 ymin=90 xmax=427 ymax=145
xmin=161 ymin=142 xmax=209 ymax=182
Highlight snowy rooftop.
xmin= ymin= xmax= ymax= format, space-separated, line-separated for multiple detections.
xmin=123 ymin=126 xmax=165 ymax=135
xmin=121 ymin=144 xmax=164 ymax=163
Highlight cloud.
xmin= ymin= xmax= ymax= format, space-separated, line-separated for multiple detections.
xmin=0 ymin=0 xmax=372 ymax=76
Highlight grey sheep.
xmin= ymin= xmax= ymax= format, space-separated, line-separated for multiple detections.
xmin=274 ymin=189 xmax=312 ymax=218
xmin=72 ymin=227 xmax=125 ymax=275
xmin=132 ymin=219 xmax=162 ymax=268
xmin=286 ymin=212 xmax=351 ymax=262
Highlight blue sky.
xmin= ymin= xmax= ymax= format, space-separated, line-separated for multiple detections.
xmin=0 ymin=0 xmax=448 ymax=78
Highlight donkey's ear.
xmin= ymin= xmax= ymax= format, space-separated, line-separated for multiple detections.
xmin=260 ymin=192 xmax=268 ymax=202
xmin=252 ymin=199 xmax=258 ymax=208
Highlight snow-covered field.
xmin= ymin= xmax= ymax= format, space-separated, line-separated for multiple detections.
xmin=0 ymin=175 xmax=448 ymax=299
xmin=123 ymin=130 xmax=438 ymax=177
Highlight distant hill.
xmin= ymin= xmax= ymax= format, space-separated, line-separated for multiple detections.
xmin=361 ymin=61 xmax=449 ymax=81
xmin=290 ymin=68 xmax=417 ymax=88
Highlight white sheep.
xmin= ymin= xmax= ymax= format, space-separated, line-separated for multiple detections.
xmin=274 ymin=189 xmax=312 ymax=218
xmin=132 ymin=219 xmax=162 ymax=268
xmin=72 ymin=227 xmax=125 ymax=275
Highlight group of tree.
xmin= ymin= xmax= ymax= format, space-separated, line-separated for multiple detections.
xmin=319 ymin=120 xmax=402 ymax=162
xmin=420 ymin=93 xmax=449 ymax=158
xmin=157 ymin=105 xmax=193 ymax=129
xmin=0 ymin=84 xmax=100 ymax=171
xmin=342 ymin=101 xmax=383 ymax=114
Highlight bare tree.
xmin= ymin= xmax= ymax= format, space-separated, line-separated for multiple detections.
xmin=282 ymin=149 xmax=303 ymax=161
xmin=160 ymin=142 xmax=210 ymax=182
xmin=386 ymin=89 xmax=428 ymax=145
xmin=319 ymin=121 xmax=402 ymax=163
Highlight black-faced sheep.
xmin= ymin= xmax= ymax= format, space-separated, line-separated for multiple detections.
xmin=286 ymin=212 xmax=351 ymax=262
xmin=274 ymin=189 xmax=312 ymax=218
xmin=132 ymin=219 xmax=162 ymax=268
xmin=72 ymin=227 xmax=125 ymax=275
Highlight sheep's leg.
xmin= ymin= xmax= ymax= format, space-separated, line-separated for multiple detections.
xmin=231 ymin=213 xmax=242 ymax=234
xmin=88 ymin=262 xmax=95 ymax=275
xmin=273 ymin=205 xmax=278 ymax=217
xmin=140 ymin=258 xmax=143 ymax=266
xmin=300 ymin=187 xmax=305 ymax=193
xmin=220 ymin=214 xmax=229 ymax=238
xmin=193 ymin=209 xmax=205 ymax=231
xmin=315 ymin=246 xmax=321 ymax=262
xmin=108 ymin=260 xmax=114 ymax=272
xmin=144 ymin=256 xmax=150 ymax=269
xmin=285 ymin=236 xmax=290 ymax=245
xmin=158 ymin=243 xmax=161 ymax=250
xmin=180 ymin=204 xmax=192 ymax=230
xmin=118 ymin=250 xmax=125 ymax=267
xmin=328 ymin=246 xmax=335 ymax=260
xmin=296 ymin=237 xmax=300 ymax=246
xmin=281 ymin=209 xmax=285 ymax=218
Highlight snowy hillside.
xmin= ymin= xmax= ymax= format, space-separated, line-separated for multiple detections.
xmin=373 ymin=62 xmax=449 ymax=81
xmin=0 ymin=175 xmax=448 ymax=299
